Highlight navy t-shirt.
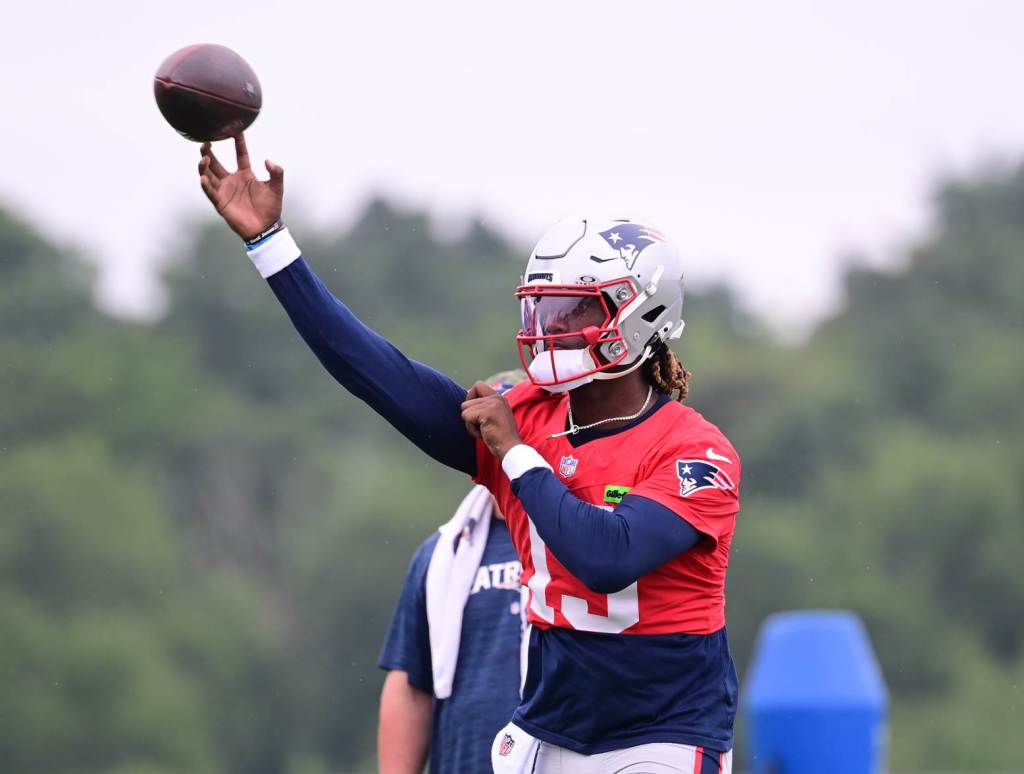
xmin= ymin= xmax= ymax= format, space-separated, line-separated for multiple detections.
xmin=379 ymin=517 xmax=523 ymax=773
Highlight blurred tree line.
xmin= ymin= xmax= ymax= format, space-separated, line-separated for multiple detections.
xmin=0 ymin=161 xmax=1021 ymax=772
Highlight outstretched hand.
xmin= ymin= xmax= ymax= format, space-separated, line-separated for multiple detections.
xmin=198 ymin=133 xmax=284 ymax=240
xmin=461 ymin=382 xmax=523 ymax=460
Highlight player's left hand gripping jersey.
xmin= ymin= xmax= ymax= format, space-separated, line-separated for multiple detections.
xmin=475 ymin=382 xmax=740 ymax=637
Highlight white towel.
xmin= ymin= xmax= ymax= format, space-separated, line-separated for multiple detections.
xmin=425 ymin=485 xmax=494 ymax=699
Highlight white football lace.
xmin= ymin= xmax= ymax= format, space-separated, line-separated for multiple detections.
xmin=549 ymin=385 xmax=654 ymax=439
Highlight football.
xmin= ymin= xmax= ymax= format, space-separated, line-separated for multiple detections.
xmin=154 ymin=44 xmax=261 ymax=142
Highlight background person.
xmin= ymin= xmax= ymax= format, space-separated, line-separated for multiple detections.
xmin=378 ymin=374 xmax=528 ymax=774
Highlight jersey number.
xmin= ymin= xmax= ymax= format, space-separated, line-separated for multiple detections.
xmin=526 ymin=519 xmax=640 ymax=634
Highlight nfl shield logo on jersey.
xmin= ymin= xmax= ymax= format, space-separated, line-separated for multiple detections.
xmin=499 ymin=733 xmax=516 ymax=757
xmin=559 ymin=455 xmax=579 ymax=478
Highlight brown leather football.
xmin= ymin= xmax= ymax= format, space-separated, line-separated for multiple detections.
xmin=154 ymin=44 xmax=261 ymax=142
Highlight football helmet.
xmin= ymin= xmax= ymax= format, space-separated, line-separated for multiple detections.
xmin=516 ymin=215 xmax=685 ymax=391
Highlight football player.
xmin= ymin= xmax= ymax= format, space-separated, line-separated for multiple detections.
xmin=198 ymin=135 xmax=739 ymax=773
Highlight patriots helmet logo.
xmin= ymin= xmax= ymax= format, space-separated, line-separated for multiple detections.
xmin=597 ymin=223 xmax=666 ymax=270
xmin=676 ymin=459 xmax=735 ymax=497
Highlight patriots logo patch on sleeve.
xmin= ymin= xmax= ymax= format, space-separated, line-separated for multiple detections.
xmin=676 ymin=460 xmax=735 ymax=497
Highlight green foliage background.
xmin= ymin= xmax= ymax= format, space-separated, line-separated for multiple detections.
xmin=1 ymin=162 xmax=1022 ymax=771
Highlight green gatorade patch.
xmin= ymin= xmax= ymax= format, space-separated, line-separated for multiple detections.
xmin=603 ymin=485 xmax=632 ymax=504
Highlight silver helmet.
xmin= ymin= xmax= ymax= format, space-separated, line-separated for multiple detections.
xmin=516 ymin=215 xmax=685 ymax=391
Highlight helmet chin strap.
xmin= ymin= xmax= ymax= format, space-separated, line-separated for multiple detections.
xmin=591 ymin=345 xmax=654 ymax=381
xmin=528 ymin=344 xmax=654 ymax=393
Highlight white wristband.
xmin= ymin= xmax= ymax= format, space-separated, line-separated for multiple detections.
xmin=245 ymin=228 xmax=301 ymax=278
xmin=501 ymin=444 xmax=552 ymax=482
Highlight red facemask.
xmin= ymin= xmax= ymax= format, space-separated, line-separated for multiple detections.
xmin=516 ymin=280 xmax=639 ymax=388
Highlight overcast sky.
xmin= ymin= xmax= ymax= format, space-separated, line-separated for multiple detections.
xmin=5 ymin=0 xmax=1024 ymax=335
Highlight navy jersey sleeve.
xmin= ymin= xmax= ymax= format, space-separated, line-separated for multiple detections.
xmin=378 ymin=533 xmax=440 ymax=693
xmin=266 ymin=258 xmax=476 ymax=476
xmin=512 ymin=468 xmax=702 ymax=594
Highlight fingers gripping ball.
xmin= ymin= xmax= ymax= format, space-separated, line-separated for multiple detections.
xmin=154 ymin=44 xmax=261 ymax=142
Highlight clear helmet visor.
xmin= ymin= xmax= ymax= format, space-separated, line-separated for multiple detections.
xmin=520 ymin=292 xmax=609 ymax=352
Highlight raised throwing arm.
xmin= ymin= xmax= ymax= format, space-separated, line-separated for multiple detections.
xmin=196 ymin=135 xmax=477 ymax=474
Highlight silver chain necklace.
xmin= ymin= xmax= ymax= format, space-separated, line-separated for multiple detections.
xmin=550 ymin=385 xmax=654 ymax=439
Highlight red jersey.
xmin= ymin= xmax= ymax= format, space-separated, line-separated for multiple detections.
xmin=475 ymin=382 xmax=741 ymax=636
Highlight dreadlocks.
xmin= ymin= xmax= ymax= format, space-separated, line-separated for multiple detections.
xmin=644 ymin=345 xmax=691 ymax=402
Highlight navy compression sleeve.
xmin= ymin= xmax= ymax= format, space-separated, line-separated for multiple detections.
xmin=265 ymin=257 xmax=477 ymax=475
xmin=512 ymin=468 xmax=702 ymax=594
